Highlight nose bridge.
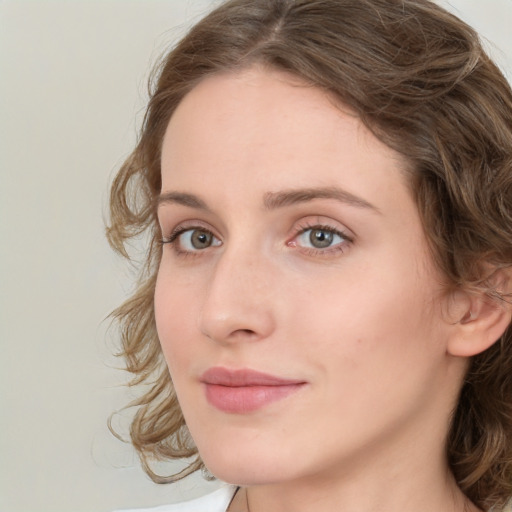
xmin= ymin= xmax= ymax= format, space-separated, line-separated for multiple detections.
xmin=199 ymin=241 xmax=276 ymax=343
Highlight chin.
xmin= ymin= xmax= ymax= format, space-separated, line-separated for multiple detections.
xmin=207 ymin=463 xmax=288 ymax=487
xmin=198 ymin=441 xmax=300 ymax=487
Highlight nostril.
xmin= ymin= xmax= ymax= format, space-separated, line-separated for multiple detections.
xmin=229 ymin=328 xmax=258 ymax=339
xmin=226 ymin=328 xmax=261 ymax=342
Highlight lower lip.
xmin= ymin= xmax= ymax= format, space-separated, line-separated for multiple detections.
xmin=204 ymin=383 xmax=305 ymax=413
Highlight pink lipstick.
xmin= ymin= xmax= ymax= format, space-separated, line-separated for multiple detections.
xmin=200 ymin=367 xmax=306 ymax=413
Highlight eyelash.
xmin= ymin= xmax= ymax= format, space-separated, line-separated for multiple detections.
xmin=289 ymin=222 xmax=353 ymax=256
xmin=160 ymin=224 xmax=219 ymax=258
xmin=160 ymin=223 xmax=353 ymax=257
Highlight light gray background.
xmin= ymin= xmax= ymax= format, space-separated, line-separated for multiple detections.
xmin=1 ymin=1 xmax=511 ymax=511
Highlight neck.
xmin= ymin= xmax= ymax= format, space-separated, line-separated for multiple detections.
xmin=228 ymin=432 xmax=480 ymax=512
xmin=232 ymin=470 xmax=479 ymax=512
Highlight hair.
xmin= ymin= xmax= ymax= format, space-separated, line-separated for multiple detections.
xmin=106 ymin=0 xmax=512 ymax=509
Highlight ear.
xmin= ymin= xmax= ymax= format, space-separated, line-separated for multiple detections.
xmin=447 ymin=274 xmax=512 ymax=358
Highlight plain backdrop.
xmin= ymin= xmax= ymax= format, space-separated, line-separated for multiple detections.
xmin=1 ymin=1 xmax=511 ymax=511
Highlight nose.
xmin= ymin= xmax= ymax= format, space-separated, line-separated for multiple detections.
xmin=198 ymin=246 xmax=277 ymax=345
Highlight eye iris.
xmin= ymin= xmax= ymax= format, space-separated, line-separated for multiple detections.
xmin=191 ymin=230 xmax=212 ymax=249
xmin=310 ymin=229 xmax=333 ymax=248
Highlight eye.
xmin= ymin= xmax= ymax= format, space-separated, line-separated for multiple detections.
xmin=298 ymin=228 xmax=342 ymax=249
xmin=291 ymin=224 xmax=351 ymax=254
xmin=163 ymin=226 xmax=221 ymax=253
xmin=181 ymin=229 xmax=216 ymax=250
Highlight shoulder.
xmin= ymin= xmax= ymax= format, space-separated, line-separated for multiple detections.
xmin=113 ymin=485 xmax=238 ymax=512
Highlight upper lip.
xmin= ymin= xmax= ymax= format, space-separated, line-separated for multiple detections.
xmin=200 ymin=367 xmax=305 ymax=387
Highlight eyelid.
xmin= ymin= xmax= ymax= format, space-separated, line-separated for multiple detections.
xmin=161 ymin=219 xmax=218 ymax=242
xmin=294 ymin=217 xmax=354 ymax=240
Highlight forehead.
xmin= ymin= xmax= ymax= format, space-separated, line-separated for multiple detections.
xmin=164 ymin=68 xmax=367 ymax=152
xmin=160 ymin=67 xmax=409 ymax=208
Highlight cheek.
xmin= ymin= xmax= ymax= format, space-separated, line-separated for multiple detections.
xmin=295 ymin=282 xmax=446 ymax=432
xmin=289 ymin=254 xmax=446 ymax=377
xmin=154 ymin=267 xmax=201 ymax=370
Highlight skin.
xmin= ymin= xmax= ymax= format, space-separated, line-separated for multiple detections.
xmin=154 ymin=67 xmax=481 ymax=512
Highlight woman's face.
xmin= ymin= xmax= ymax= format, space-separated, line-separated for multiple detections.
xmin=155 ymin=67 xmax=464 ymax=486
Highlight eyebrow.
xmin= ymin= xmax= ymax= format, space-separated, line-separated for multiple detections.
xmin=157 ymin=186 xmax=380 ymax=214
xmin=262 ymin=187 xmax=380 ymax=213
xmin=157 ymin=191 xmax=211 ymax=211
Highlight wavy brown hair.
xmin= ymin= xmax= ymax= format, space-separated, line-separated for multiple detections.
xmin=107 ymin=0 xmax=512 ymax=509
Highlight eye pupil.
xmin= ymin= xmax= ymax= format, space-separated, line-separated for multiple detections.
xmin=310 ymin=229 xmax=334 ymax=248
xmin=191 ymin=230 xmax=212 ymax=249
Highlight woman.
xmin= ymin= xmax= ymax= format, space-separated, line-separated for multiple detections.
xmin=107 ymin=0 xmax=512 ymax=511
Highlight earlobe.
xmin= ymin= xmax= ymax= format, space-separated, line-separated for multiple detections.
xmin=447 ymin=291 xmax=512 ymax=358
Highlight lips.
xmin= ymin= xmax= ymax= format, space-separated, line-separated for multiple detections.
xmin=200 ymin=367 xmax=306 ymax=413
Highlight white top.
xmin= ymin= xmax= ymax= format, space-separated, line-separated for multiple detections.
xmin=114 ymin=485 xmax=238 ymax=512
